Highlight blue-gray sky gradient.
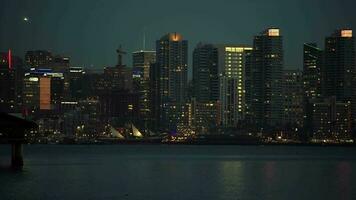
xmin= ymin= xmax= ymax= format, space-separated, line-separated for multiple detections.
xmin=1 ymin=0 xmax=355 ymax=72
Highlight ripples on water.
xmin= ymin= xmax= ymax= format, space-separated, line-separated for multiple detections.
xmin=0 ymin=145 xmax=356 ymax=200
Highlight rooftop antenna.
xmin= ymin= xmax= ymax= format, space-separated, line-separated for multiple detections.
xmin=143 ymin=27 xmax=146 ymax=51
xmin=116 ymin=45 xmax=126 ymax=66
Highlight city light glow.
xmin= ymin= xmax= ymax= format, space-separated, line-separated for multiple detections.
xmin=341 ymin=30 xmax=352 ymax=37
xmin=268 ymin=29 xmax=280 ymax=37
xmin=8 ymin=49 xmax=12 ymax=70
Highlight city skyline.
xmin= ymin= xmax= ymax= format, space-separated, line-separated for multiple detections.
xmin=2 ymin=27 xmax=355 ymax=142
xmin=1 ymin=0 xmax=356 ymax=70
xmin=2 ymin=2 xmax=356 ymax=199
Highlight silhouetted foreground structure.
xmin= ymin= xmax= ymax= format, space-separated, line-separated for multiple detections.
xmin=0 ymin=113 xmax=37 ymax=168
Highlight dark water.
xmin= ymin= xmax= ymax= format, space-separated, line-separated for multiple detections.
xmin=1 ymin=145 xmax=356 ymax=200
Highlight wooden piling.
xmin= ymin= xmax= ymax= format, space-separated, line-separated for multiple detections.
xmin=11 ymin=142 xmax=23 ymax=168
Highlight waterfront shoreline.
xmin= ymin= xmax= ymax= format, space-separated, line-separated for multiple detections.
xmin=16 ymin=142 xmax=356 ymax=147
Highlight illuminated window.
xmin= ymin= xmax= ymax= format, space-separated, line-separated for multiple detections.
xmin=268 ymin=29 xmax=280 ymax=37
xmin=341 ymin=30 xmax=352 ymax=38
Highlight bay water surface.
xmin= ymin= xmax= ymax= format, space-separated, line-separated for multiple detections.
xmin=0 ymin=145 xmax=356 ymax=200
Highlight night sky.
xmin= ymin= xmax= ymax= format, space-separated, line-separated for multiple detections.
xmin=1 ymin=0 xmax=356 ymax=73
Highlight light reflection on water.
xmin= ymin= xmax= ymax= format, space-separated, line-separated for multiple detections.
xmin=0 ymin=145 xmax=356 ymax=200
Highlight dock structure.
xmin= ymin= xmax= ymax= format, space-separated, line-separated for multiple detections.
xmin=0 ymin=113 xmax=38 ymax=168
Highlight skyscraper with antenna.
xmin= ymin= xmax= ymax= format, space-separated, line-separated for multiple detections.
xmin=132 ymin=30 xmax=156 ymax=126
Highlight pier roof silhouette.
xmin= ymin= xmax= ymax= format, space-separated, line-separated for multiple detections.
xmin=0 ymin=113 xmax=38 ymax=168
xmin=0 ymin=113 xmax=38 ymax=141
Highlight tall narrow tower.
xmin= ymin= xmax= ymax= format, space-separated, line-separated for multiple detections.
xmin=324 ymin=29 xmax=356 ymax=124
xmin=132 ymin=50 xmax=156 ymax=124
xmin=156 ymin=33 xmax=188 ymax=130
xmin=249 ymin=28 xmax=284 ymax=128
xmin=217 ymin=44 xmax=252 ymax=127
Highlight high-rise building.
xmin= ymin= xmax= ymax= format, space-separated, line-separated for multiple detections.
xmin=0 ymin=50 xmax=23 ymax=113
xmin=25 ymin=50 xmax=53 ymax=68
xmin=149 ymin=62 xmax=161 ymax=131
xmin=312 ymin=97 xmax=351 ymax=140
xmin=302 ymin=43 xmax=324 ymax=137
xmin=132 ymin=50 xmax=156 ymax=80
xmin=96 ymin=48 xmax=139 ymax=124
xmin=50 ymin=55 xmax=70 ymax=72
xmin=50 ymin=55 xmax=71 ymax=96
xmin=60 ymin=99 xmax=102 ymax=138
xmin=217 ymin=45 xmax=252 ymax=127
xmin=192 ymin=43 xmax=219 ymax=132
xmin=324 ymin=29 xmax=356 ymax=123
xmin=0 ymin=52 xmax=15 ymax=112
xmin=156 ymin=33 xmax=188 ymax=131
xmin=101 ymin=47 xmax=132 ymax=92
xmin=245 ymin=49 xmax=254 ymax=122
xmin=248 ymin=28 xmax=284 ymax=127
xmin=98 ymin=91 xmax=139 ymax=124
xmin=303 ymin=43 xmax=323 ymax=101
xmin=23 ymin=69 xmax=65 ymax=113
xmin=132 ymin=50 xmax=156 ymax=124
xmin=0 ymin=50 xmax=24 ymax=113
xmin=193 ymin=43 xmax=219 ymax=102
xmin=283 ymin=70 xmax=304 ymax=129
xmin=69 ymin=67 xmax=86 ymax=99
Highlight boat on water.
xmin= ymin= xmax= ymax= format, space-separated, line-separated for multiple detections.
xmin=97 ymin=123 xmax=166 ymax=144
xmin=95 ymin=123 xmax=263 ymax=145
